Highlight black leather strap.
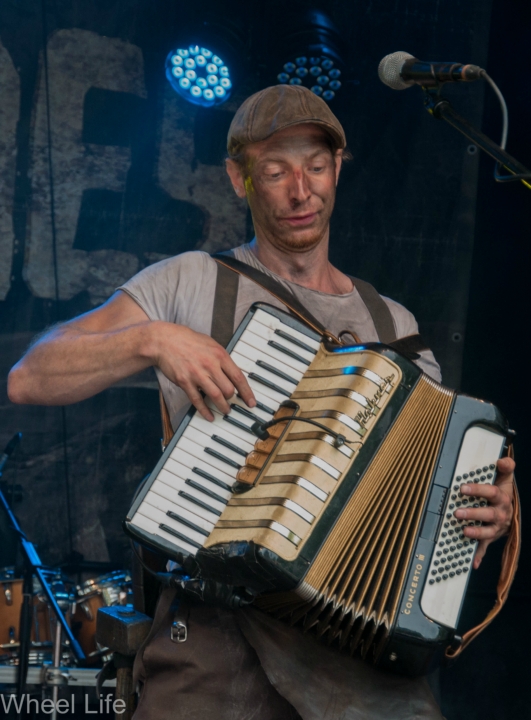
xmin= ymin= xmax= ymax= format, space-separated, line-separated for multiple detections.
xmin=211 ymin=260 xmax=239 ymax=347
xmin=389 ymin=333 xmax=430 ymax=358
xmin=348 ymin=276 xmax=397 ymax=344
xmin=211 ymin=253 xmax=332 ymax=340
xmin=211 ymin=253 xmax=431 ymax=357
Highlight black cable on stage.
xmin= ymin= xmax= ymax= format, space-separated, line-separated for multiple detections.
xmin=41 ymin=0 xmax=74 ymax=558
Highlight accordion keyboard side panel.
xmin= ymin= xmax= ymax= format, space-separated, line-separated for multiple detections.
xmin=203 ymin=347 xmax=403 ymax=562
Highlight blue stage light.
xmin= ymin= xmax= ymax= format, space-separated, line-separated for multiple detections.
xmin=166 ymin=45 xmax=233 ymax=107
xmin=272 ymin=9 xmax=346 ymax=104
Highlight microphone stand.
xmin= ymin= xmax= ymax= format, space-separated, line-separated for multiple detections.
xmin=0 ymin=477 xmax=86 ymax=709
xmin=423 ymin=88 xmax=531 ymax=190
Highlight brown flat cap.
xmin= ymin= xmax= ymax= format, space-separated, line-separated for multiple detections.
xmin=227 ymin=84 xmax=346 ymax=156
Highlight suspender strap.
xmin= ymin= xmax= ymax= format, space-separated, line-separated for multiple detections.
xmin=348 ymin=276 xmax=397 ymax=344
xmin=211 ymin=259 xmax=239 ymax=347
xmin=211 ymin=254 xmax=339 ymax=343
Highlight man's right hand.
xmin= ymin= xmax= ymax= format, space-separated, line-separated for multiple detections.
xmin=7 ymin=290 xmax=255 ymax=421
xmin=152 ymin=323 xmax=255 ymax=420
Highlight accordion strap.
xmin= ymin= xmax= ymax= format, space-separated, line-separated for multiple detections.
xmin=159 ymin=253 xmax=431 ymax=443
xmin=445 ymin=443 xmax=521 ymax=660
xmin=211 ymin=253 xmax=340 ymax=343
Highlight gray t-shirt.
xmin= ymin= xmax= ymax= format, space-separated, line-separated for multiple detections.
xmin=119 ymin=242 xmax=441 ymax=429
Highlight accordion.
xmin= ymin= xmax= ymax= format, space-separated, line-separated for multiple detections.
xmin=125 ymin=303 xmax=509 ymax=675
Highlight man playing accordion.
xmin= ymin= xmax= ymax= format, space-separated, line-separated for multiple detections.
xmin=8 ymin=85 xmax=515 ymax=720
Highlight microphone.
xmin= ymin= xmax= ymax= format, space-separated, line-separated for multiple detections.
xmin=378 ymin=51 xmax=483 ymax=90
xmin=0 ymin=432 xmax=22 ymax=475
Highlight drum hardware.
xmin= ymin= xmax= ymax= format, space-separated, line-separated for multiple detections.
xmin=0 ymin=436 xmax=86 ymax=703
xmin=72 ymin=571 xmax=132 ymax=665
xmin=3 ymin=583 xmax=13 ymax=605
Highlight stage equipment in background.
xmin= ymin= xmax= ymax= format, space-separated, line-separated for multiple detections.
xmin=165 ymin=17 xmax=246 ymax=107
xmin=272 ymin=9 xmax=345 ymax=103
xmin=0 ymin=435 xmax=85 ymax=703
xmin=73 ymin=570 xmax=132 ymax=665
xmin=379 ymin=52 xmax=531 ymax=189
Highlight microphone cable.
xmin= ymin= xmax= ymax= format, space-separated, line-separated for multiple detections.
xmin=479 ymin=70 xmax=530 ymax=183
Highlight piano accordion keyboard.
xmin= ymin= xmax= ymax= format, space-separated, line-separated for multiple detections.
xmin=128 ymin=308 xmax=320 ymax=557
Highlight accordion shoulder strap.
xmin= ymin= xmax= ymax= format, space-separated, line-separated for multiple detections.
xmin=213 ymin=254 xmax=430 ymax=354
xmin=159 ymin=253 xmax=430 ymax=444
xmin=211 ymin=253 xmax=339 ymax=342
xmin=211 ymin=259 xmax=240 ymax=348
xmin=445 ymin=443 xmax=521 ymax=660
xmin=347 ymin=275 xmax=397 ymax=343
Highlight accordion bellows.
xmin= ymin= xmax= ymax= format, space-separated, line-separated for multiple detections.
xmin=252 ymin=369 xmax=454 ymax=663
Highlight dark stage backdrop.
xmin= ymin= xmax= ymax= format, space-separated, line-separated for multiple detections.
xmin=0 ymin=1 xmax=529 ymax=718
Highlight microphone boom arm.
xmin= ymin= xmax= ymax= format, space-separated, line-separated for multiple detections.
xmin=423 ymin=88 xmax=531 ymax=190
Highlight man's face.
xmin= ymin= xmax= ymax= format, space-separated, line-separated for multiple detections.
xmin=227 ymin=124 xmax=342 ymax=254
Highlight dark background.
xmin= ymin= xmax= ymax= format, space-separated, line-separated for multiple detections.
xmin=0 ymin=0 xmax=529 ymax=718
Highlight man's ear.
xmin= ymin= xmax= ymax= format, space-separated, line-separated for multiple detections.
xmin=334 ymin=149 xmax=343 ymax=186
xmin=225 ymin=158 xmax=247 ymax=199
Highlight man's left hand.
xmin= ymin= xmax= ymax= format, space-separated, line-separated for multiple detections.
xmin=454 ymin=456 xmax=515 ymax=569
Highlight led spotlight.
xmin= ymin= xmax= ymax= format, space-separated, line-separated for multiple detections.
xmin=272 ymin=9 xmax=346 ymax=103
xmin=165 ymin=17 xmax=246 ymax=107
xmin=166 ymin=44 xmax=233 ymax=107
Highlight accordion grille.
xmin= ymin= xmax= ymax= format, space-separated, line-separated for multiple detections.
xmin=256 ymin=374 xmax=454 ymax=660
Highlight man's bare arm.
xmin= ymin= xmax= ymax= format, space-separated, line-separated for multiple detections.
xmin=7 ymin=291 xmax=255 ymax=420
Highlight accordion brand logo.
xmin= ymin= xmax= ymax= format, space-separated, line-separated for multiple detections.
xmin=403 ymin=555 xmax=425 ymax=615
